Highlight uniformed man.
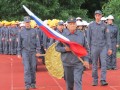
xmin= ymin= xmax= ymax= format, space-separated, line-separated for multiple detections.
xmin=106 ymin=15 xmax=119 ymax=70
xmin=87 ymin=10 xmax=112 ymax=86
xmin=49 ymin=21 xmax=64 ymax=46
xmin=42 ymin=19 xmax=50 ymax=51
xmin=1 ymin=22 xmax=10 ymax=54
xmin=17 ymin=16 xmax=41 ymax=90
xmin=9 ymin=21 xmax=19 ymax=55
xmin=76 ymin=21 xmax=91 ymax=65
xmin=0 ymin=22 xmax=3 ymax=54
xmin=76 ymin=21 xmax=83 ymax=31
xmin=56 ymin=17 xmax=89 ymax=90
xmin=41 ymin=28 xmax=50 ymax=64
xmin=35 ymin=25 xmax=45 ymax=65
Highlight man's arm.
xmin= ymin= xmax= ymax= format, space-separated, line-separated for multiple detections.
xmin=55 ymin=41 xmax=69 ymax=53
xmin=35 ymin=29 xmax=41 ymax=54
xmin=17 ymin=31 xmax=22 ymax=55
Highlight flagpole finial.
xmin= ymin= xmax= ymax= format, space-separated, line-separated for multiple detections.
xmin=23 ymin=5 xmax=26 ymax=9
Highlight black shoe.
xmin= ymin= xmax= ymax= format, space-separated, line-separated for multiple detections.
xmin=107 ymin=68 xmax=112 ymax=70
xmin=25 ymin=88 xmax=29 ymax=90
xmin=92 ymin=81 xmax=98 ymax=86
xmin=112 ymin=68 xmax=117 ymax=70
xmin=25 ymin=87 xmax=30 ymax=90
xmin=100 ymin=80 xmax=108 ymax=86
xmin=31 ymin=84 xmax=36 ymax=89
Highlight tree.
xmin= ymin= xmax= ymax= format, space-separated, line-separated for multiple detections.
xmin=0 ymin=0 xmax=23 ymax=20
xmin=58 ymin=0 xmax=88 ymax=20
xmin=102 ymin=0 xmax=120 ymax=27
xmin=81 ymin=0 xmax=108 ymax=18
xmin=0 ymin=0 xmax=88 ymax=21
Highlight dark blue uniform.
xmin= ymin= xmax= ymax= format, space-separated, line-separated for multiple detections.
xmin=36 ymin=27 xmax=45 ymax=64
xmin=0 ymin=26 xmax=3 ymax=53
xmin=87 ymin=21 xmax=111 ymax=85
xmin=17 ymin=27 xmax=41 ymax=88
xmin=49 ymin=29 xmax=64 ymax=46
xmin=1 ymin=26 xmax=9 ymax=54
xmin=9 ymin=27 xmax=19 ymax=54
xmin=56 ymin=29 xmax=89 ymax=90
xmin=106 ymin=24 xmax=119 ymax=69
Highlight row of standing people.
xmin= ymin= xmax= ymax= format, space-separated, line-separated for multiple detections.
xmin=0 ymin=21 xmax=19 ymax=55
xmin=55 ymin=10 xmax=120 ymax=90
xmin=38 ymin=11 xmax=120 ymax=90
xmin=43 ymin=13 xmax=120 ymax=71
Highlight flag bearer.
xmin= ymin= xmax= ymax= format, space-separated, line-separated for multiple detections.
xmin=56 ymin=17 xmax=89 ymax=90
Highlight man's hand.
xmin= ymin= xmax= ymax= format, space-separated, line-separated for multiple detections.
xmin=83 ymin=61 xmax=89 ymax=69
xmin=44 ymin=49 xmax=47 ymax=52
xmin=108 ymin=49 xmax=112 ymax=56
xmin=2 ymin=38 xmax=4 ymax=41
xmin=65 ymin=46 xmax=71 ymax=51
xmin=36 ymin=53 xmax=41 ymax=57
xmin=17 ymin=55 xmax=22 ymax=59
xmin=9 ymin=38 xmax=12 ymax=42
xmin=16 ymin=38 xmax=18 ymax=42
xmin=116 ymin=45 xmax=119 ymax=48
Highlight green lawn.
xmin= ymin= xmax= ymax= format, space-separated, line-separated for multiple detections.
xmin=117 ymin=52 xmax=120 ymax=58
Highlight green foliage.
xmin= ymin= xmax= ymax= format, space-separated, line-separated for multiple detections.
xmin=0 ymin=0 xmax=88 ymax=21
xmin=81 ymin=0 xmax=108 ymax=18
xmin=58 ymin=0 xmax=88 ymax=20
xmin=102 ymin=0 xmax=120 ymax=27
xmin=0 ymin=0 xmax=23 ymax=20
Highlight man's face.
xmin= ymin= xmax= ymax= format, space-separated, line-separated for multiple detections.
xmin=57 ymin=24 xmax=64 ymax=32
xmin=51 ymin=26 xmax=56 ymax=30
xmin=11 ymin=24 xmax=17 ymax=28
xmin=77 ymin=25 xmax=83 ymax=30
xmin=0 ymin=23 xmax=3 ymax=27
xmin=107 ymin=19 xmax=113 ymax=25
xmin=25 ymin=22 xmax=31 ymax=28
xmin=67 ymin=22 xmax=77 ymax=32
xmin=95 ymin=14 xmax=102 ymax=21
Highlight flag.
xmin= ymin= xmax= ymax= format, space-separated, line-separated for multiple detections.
xmin=23 ymin=5 xmax=88 ymax=57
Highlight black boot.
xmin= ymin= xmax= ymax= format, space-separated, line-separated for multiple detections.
xmin=100 ymin=80 xmax=108 ymax=86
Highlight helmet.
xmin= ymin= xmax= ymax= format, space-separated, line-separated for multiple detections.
xmin=82 ymin=20 xmax=89 ymax=26
xmin=11 ymin=21 xmax=17 ymax=25
xmin=20 ymin=23 xmax=25 ymax=27
xmin=76 ymin=21 xmax=83 ymax=26
xmin=94 ymin=10 xmax=102 ymax=15
xmin=101 ymin=17 xmax=106 ymax=21
xmin=5 ymin=21 xmax=11 ymax=26
xmin=76 ymin=17 xmax=82 ymax=20
xmin=47 ymin=19 xmax=52 ymax=25
xmin=107 ymin=15 xmax=114 ymax=20
xmin=49 ymin=22 xmax=56 ymax=28
xmin=43 ymin=20 xmax=48 ymax=25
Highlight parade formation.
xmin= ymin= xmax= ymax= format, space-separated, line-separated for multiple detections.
xmin=0 ymin=6 xmax=119 ymax=90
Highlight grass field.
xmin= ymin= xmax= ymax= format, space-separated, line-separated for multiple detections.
xmin=117 ymin=51 xmax=120 ymax=58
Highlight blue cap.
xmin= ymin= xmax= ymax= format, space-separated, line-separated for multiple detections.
xmin=67 ymin=17 xmax=76 ymax=23
xmin=24 ymin=16 xmax=30 ymax=22
xmin=94 ymin=10 xmax=102 ymax=15
xmin=58 ymin=21 xmax=64 ymax=25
